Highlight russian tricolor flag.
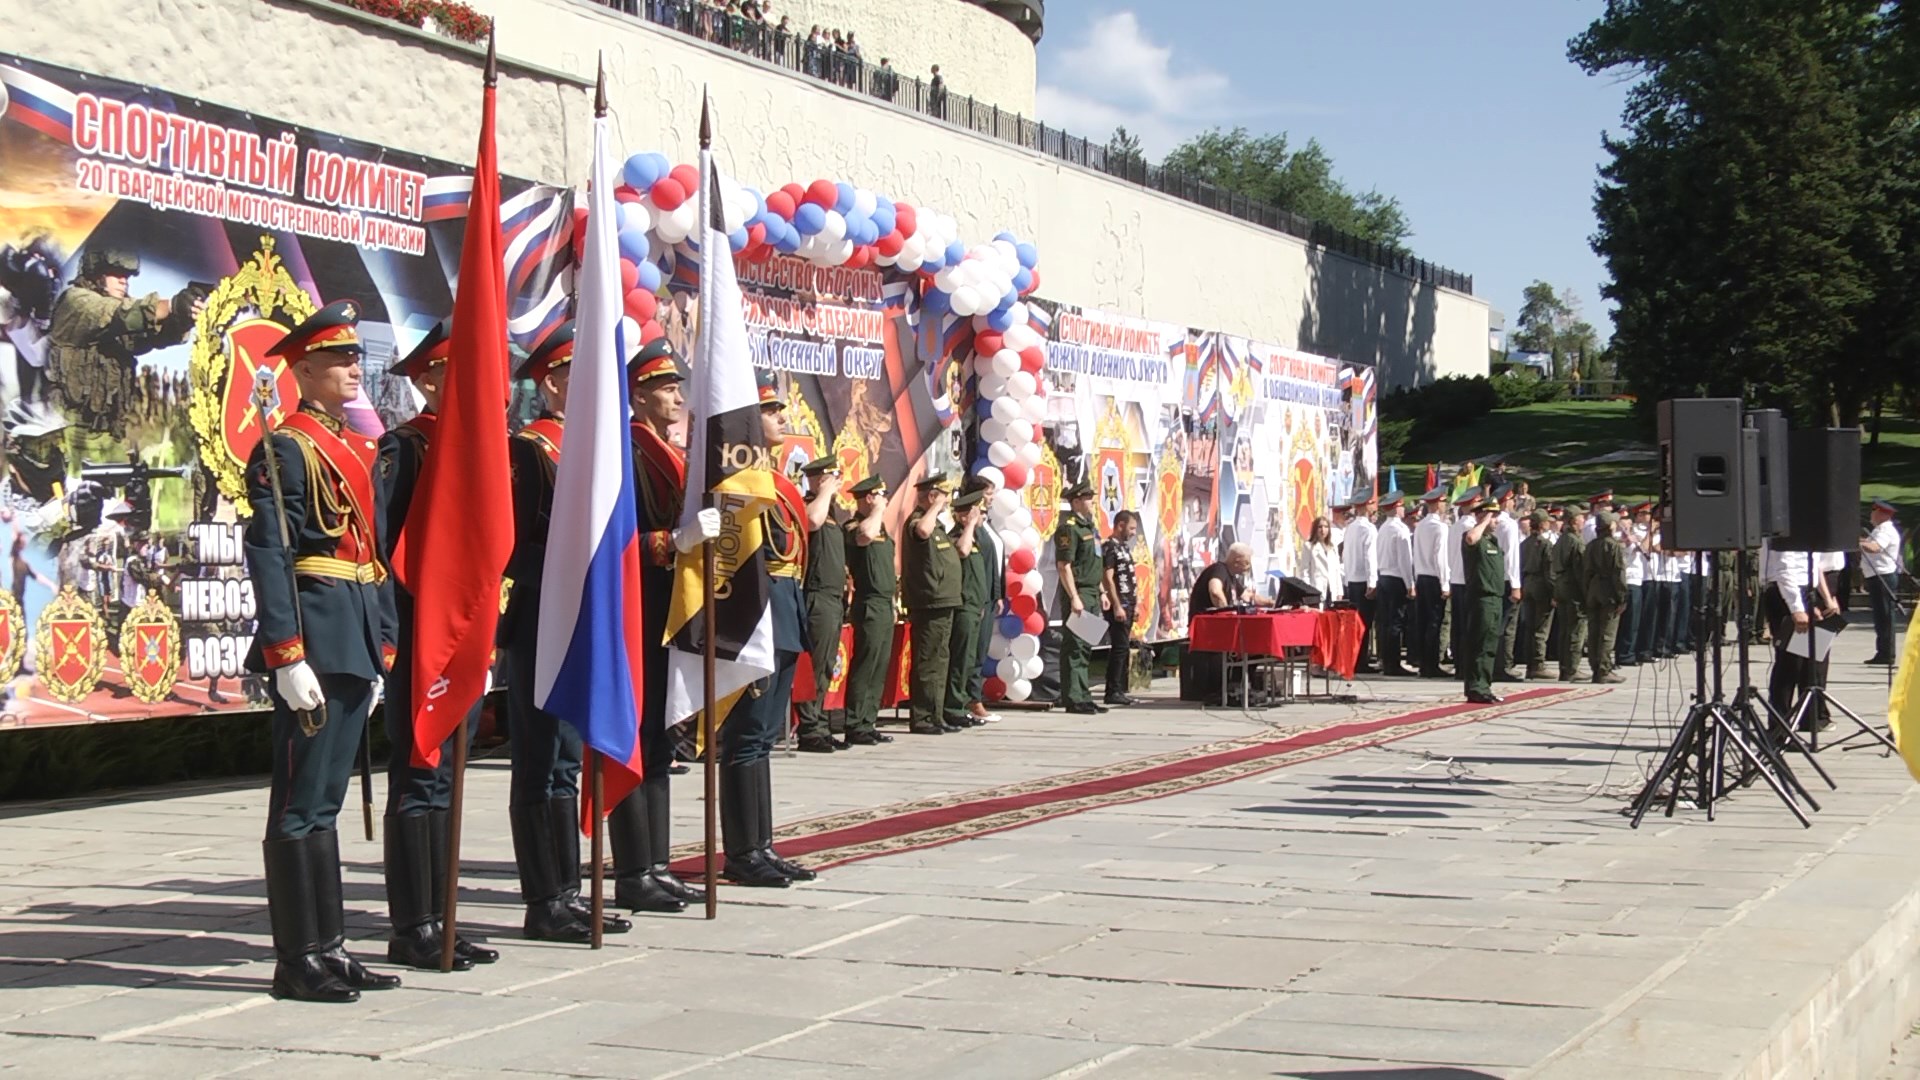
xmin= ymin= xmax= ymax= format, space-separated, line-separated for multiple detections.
xmin=533 ymin=105 xmax=645 ymax=816
xmin=421 ymin=176 xmax=475 ymax=223
xmin=0 ymin=64 xmax=76 ymax=143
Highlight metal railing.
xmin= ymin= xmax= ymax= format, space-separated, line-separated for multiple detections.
xmin=595 ymin=0 xmax=1474 ymax=295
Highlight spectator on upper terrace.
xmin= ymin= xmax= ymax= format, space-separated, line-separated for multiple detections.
xmin=928 ymin=64 xmax=947 ymax=118
xmin=871 ymin=58 xmax=897 ymax=101
xmin=806 ymin=25 xmax=825 ymax=78
xmin=773 ymin=15 xmax=792 ymax=62
xmin=844 ymin=31 xmax=864 ymax=86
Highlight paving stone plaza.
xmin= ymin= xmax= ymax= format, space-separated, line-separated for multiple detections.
xmin=4 ymin=628 xmax=1919 ymax=1078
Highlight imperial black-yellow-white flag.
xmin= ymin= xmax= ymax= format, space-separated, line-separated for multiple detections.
xmin=663 ymin=133 xmax=777 ymax=729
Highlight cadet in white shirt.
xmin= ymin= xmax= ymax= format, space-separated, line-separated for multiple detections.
xmin=1411 ymin=488 xmax=1452 ymax=677
xmin=1617 ymin=502 xmax=1651 ymax=665
xmin=1763 ymin=542 xmax=1818 ymax=728
xmin=1492 ymin=484 xmax=1524 ymax=678
xmin=1374 ymin=492 xmax=1414 ymax=676
xmin=1342 ymin=493 xmax=1380 ymax=673
xmin=1860 ymin=499 xmax=1903 ymax=663
xmin=1447 ymin=487 xmax=1480 ymax=670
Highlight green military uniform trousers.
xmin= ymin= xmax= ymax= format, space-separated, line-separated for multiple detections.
xmin=844 ymin=595 xmax=893 ymax=736
xmin=945 ymin=599 xmax=985 ymax=724
xmin=796 ymin=590 xmax=844 ymax=741
xmin=1556 ymin=598 xmax=1587 ymax=680
xmin=1524 ymin=590 xmax=1555 ymax=673
xmin=1058 ymin=586 xmax=1102 ymax=706
xmin=909 ymin=605 xmax=958 ymax=729
xmin=1462 ymin=592 xmax=1502 ymax=695
xmin=1586 ymin=599 xmax=1621 ymax=678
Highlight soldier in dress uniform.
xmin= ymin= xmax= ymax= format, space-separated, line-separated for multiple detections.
xmin=718 ymin=371 xmax=818 ymax=887
xmin=375 ymin=320 xmax=497 ymax=971
xmin=1553 ymin=508 xmax=1589 ymax=681
xmin=963 ymin=474 xmax=1007 ymax=723
xmin=607 ymin=338 xmax=714 ymax=914
xmin=944 ymin=485 xmax=992 ymax=727
xmin=1520 ymin=508 xmax=1556 ymax=681
xmin=1374 ymin=491 xmax=1413 ymax=677
xmin=794 ymin=454 xmax=846 ymax=753
xmin=842 ymin=474 xmax=897 ymax=746
xmin=501 ymin=322 xmax=632 ymax=942
xmin=1584 ymin=511 xmax=1628 ymax=684
xmin=1055 ymin=481 xmax=1107 ymax=715
xmin=1446 ymin=486 xmax=1481 ymax=668
xmin=1411 ymin=487 xmax=1452 ymax=678
xmin=244 ymin=299 xmax=402 ymax=1003
xmin=901 ymin=474 xmax=964 ymax=735
xmin=1460 ymin=495 xmax=1505 ymax=704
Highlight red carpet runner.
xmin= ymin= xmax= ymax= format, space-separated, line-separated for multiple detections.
xmin=671 ymin=685 xmax=1603 ymax=874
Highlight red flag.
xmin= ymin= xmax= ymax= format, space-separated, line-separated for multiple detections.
xmin=395 ymin=42 xmax=514 ymax=768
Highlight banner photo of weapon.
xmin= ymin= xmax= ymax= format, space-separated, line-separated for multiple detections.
xmin=0 ymin=51 xmax=571 ymax=729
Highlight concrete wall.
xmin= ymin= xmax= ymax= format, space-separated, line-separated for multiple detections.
xmin=750 ymin=0 xmax=1036 ymax=115
xmin=3 ymin=0 xmax=1489 ymax=388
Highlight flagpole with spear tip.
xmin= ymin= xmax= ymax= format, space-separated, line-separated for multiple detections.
xmin=698 ymin=89 xmax=721 ymax=921
xmin=588 ymin=53 xmax=611 ymax=952
xmin=436 ymin=24 xmax=500 ymax=974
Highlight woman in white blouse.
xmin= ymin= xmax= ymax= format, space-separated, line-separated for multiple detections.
xmin=1299 ymin=515 xmax=1340 ymax=605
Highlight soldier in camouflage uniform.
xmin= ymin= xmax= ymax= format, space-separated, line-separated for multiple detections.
xmin=1584 ymin=511 xmax=1628 ymax=684
xmin=46 ymin=249 xmax=200 ymax=443
xmin=1519 ymin=509 xmax=1556 ymax=681
xmin=1553 ymin=509 xmax=1588 ymax=681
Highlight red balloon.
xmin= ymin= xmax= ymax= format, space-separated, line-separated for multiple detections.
xmin=668 ymin=163 xmax=700 ymax=192
xmin=747 ymin=243 xmax=776 ymax=263
xmin=570 ymin=208 xmax=589 ymax=257
xmin=614 ymin=186 xmax=642 ymax=203
xmin=847 ymin=246 xmax=873 ymax=269
xmin=805 ymin=179 xmax=838 ymax=208
xmin=1007 ymin=576 xmax=1028 ymax=598
xmin=641 ymin=318 xmax=664 ymax=343
xmin=619 ymin=259 xmax=639 ymax=293
xmin=747 ymin=222 xmax=767 ymax=247
xmin=983 ymin=676 xmax=1006 ymax=701
xmin=974 ymin=331 xmax=1005 ymax=357
xmin=1023 ymin=268 xmax=1042 ymax=295
xmin=893 ymin=202 xmax=918 ymax=239
xmin=1019 ymin=346 xmax=1044 ymax=372
xmin=650 ymin=178 xmax=687 ymax=211
xmin=1022 ymin=612 xmax=1045 ymax=636
xmin=1001 ymin=461 xmax=1028 ymax=490
xmin=624 ymin=288 xmax=658 ymax=322
xmin=781 ymin=182 xmax=806 ymax=204
xmin=765 ymin=190 xmax=796 ymax=220
xmin=876 ymin=229 xmax=905 ymax=257
xmin=1010 ymin=593 xmax=1036 ymax=619
xmin=1009 ymin=549 xmax=1036 ymax=574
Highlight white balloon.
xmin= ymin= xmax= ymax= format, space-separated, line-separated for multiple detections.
xmin=971 ymin=314 xmax=993 ymax=333
xmin=830 ymin=238 xmax=855 ymax=263
xmin=988 ymin=440 xmax=1016 ymax=467
xmin=996 ymin=656 xmax=1023 ymax=683
xmin=853 ymin=188 xmax=878 ymax=217
xmin=897 ymin=253 xmax=923 ymax=273
xmin=988 ymin=348 xmax=1018 ymax=378
xmin=1009 ymin=634 xmax=1040 ymax=662
xmin=1007 ymin=371 xmax=1038 ymax=399
xmin=979 ymin=373 xmax=1008 ymax=399
xmin=975 ymin=465 xmax=1005 ymax=491
xmin=934 ymin=268 xmax=958 ymax=293
xmin=1022 ymin=526 xmax=1041 ymax=550
xmin=1004 ymin=325 xmax=1039 ymax=351
xmin=1021 ymin=396 xmax=1046 ymax=424
xmin=980 ymin=417 xmax=1008 ymax=444
xmin=1006 ymin=302 xmax=1029 ymax=328
xmin=1009 ymin=507 xmax=1033 ymax=532
xmin=1006 ymin=419 xmax=1034 ymax=446
xmin=989 ymin=396 xmax=1020 ymax=424
xmin=987 ymin=634 xmax=1012 ymax=661
xmin=822 ymin=209 xmax=847 ymax=241
xmin=994 ymin=489 xmax=1022 ymax=515
xmin=1022 ymin=569 xmax=1043 ymax=594
xmin=1018 ymin=440 xmax=1043 ymax=468
xmin=1022 ymin=655 xmax=1044 ymax=680
xmin=618 ymin=316 xmax=643 ymax=360
xmin=999 ymin=528 xmax=1024 ymax=552
xmin=973 ymin=352 xmax=1000 ymax=378
xmin=1007 ymin=678 xmax=1033 ymax=703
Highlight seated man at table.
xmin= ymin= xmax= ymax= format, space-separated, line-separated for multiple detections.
xmin=1181 ymin=544 xmax=1269 ymax=703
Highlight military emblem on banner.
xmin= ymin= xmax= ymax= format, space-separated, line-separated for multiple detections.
xmin=34 ymin=586 xmax=107 ymax=703
xmin=1094 ymin=400 xmax=1129 ymax=535
xmin=1026 ymin=441 xmax=1061 ymax=541
xmin=187 ymin=238 xmax=317 ymax=514
xmin=780 ymin=389 xmax=826 ymax=478
xmin=1130 ymin=549 xmax=1155 ymax=641
xmin=824 ymin=625 xmax=853 ymax=711
xmin=1155 ymin=443 xmax=1183 ymax=545
xmin=831 ymin=425 xmax=870 ymax=513
xmin=117 ymin=593 xmax=181 ymax=704
xmin=0 ymin=591 xmax=25 ymax=686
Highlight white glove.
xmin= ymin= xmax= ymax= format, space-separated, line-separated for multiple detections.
xmin=274 ymin=661 xmax=324 ymax=712
xmin=673 ymin=507 xmax=723 ymax=554
xmin=485 ymin=669 xmax=496 ymax=696
xmin=370 ymin=676 xmax=385 ymax=712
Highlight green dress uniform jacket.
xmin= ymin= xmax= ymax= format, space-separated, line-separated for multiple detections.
xmin=1584 ymin=535 xmax=1628 ymax=678
xmin=1520 ymin=533 xmax=1556 ymax=673
xmin=843 ymin=518 xmax=896 ymax=736
xmin=797 ymin=512 xmax=848 ymax=743
xmin=1054 ymin=512 xmax=1104 ymax=707
xmin=901 ymin=508 xmax=961 ymax=731
xmin=1460 ymin=527 xmax=1505 ymax=695
xmin=946 ymin=522 xmax=991 ymax=724
xmin=1551 ymin=531 xmax=1588 ymax=679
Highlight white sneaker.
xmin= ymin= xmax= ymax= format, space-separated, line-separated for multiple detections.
xmin=975 ymin=711 xmax=1003 ymax=723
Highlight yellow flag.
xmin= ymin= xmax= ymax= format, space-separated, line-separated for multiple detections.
xmin=1886 ymin=604 xmax=1920 ymax=782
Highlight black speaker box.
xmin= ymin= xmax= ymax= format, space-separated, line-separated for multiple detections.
xmin=1658 ymin=398 xmax=1747 ymax=551
xmin=1774 ymin=428 xmax=1862 ymax=552
xmin=1278 ymin=575 xmax=1322 ymax=607
xmin=1746 ymin=408 xmax=1790 ymax=537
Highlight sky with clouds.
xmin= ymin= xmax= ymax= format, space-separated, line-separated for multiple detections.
xmin=1035 ymin=1 xmax=1630 ymax=341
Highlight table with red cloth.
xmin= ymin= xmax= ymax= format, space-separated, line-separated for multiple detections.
xmin=1189 ymin=609 xmax=1367 ymax=684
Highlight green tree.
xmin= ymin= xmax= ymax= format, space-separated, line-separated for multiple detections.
xmin=1107 ymin=126 xmax=1146 ymax=173
xmin=1161 ymin=127 xmax=1411 ymax=248
xmin=1571 ymin=0 xmax=1889 ymax=426
xmin=1512 ymin=281 xmax=1601 ymax=380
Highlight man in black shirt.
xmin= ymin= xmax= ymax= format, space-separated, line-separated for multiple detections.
xmin=1102 ymin=511 xmax=1140 ymax=705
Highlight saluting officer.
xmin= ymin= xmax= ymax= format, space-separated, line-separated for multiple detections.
xmin=608 ymin=338 xmax=713 ymax=915
xmin=1055 ymin=481 xmax=1107 ymax=714
xmin=902 ymin=475 xmax=964 ymax=735
xmin=842 ymin=474 xmax=897 ymax=746
xmin=943 ymin=484 xmax=992 ymax=728
xmin=1519 ymin=508 xmax=1555 ymax=681
xmin=375 ymin=321 xmax=497 ymax=971
xmin=1584 ymin=511 xmax=1628 ymax=684
xmin=501 ymin=323 xmax=631 ymax=943
xmin=1460 ymin=494 xmax=1505 ymax=704
xmin=1553 ymin=508 xmax=1589 ymax=681
xmin=245 ymin=300 xmax=401 ymax=1003
xmin=794 ymin=455 xmax=847 ymax=753
xmin=718 ymin=372 xmax=818 ymax=887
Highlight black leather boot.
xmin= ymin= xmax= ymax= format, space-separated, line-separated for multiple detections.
xmin=752 ymin=759 xmax=816 ymax=882
xmin=548 ymin=795 xmax=632 ymax=933
xmin=721 ymin=763 xmax=788 ymax=887
xmin=428 ymin=809 xmax=497 ymax=964
xmin=510 ymin=801 xmax=592 ymax=943
xmin=264 ymin=836 xmax=358 ymax=1003
xmin=386 ymin=813 xmax=470 ymax=971
xmin=308 ymin=829 xmax=401 ymax=991
xmin=643 ymin=774 xmax=704 ymax=906
xmin=609 ymin=788 xmax=685 ymax=913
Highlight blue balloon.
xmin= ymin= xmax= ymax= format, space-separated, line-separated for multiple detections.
xmin=922 ymin=288 xmax=950 ymax=313
xmin=855 ymin=219 xmax=880 ymax=246
xmin=998 ymin=615 xmax=1024 ymax=639
xmin=995 ymin=230 xmax=1017 ymax=243
xmin=987 ymin=307 xmax=1015 ymax=332
xmin=834 ymin=182 xmax=856 ymax=214
xmin=618 ymin=227 xmax=652 ymax=264
xmin=975 ymin=398 xmax=995 ymax=417
xmin=944 ymin=240 xmax=966 ymax=266
xmin=993 ymin=290 xmax=1017 ymax=313
xmin=622 ymin=153 xmax=664 ymax=192
xmin=636 ymin=261 xmax=663 ymax=292
xmin=1015 ymin=242 xmax=1039 ymax=269
xmin=794 ymin=203 xmax=827 ymax=235
xmin=774 ymin=229 xmax=802 ymax=254
xmin=871 ymin=202 xmax=897 ymax=234
xmin=728 ymin=227 xmax=749 ymax=253
xmin=1013 ymin=267 xmax=1035 ymax=293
